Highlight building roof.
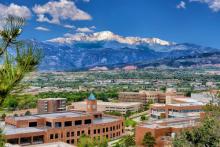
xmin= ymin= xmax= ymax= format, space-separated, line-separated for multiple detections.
xmin=140 ymin=117 xmax=200 ymax=129
xmin=93 ymin=116 xmax=119 ymax=124
xmin=73 ymin=101 xmax=141 ymax=107
xmin=27 ymin=142 xmax=75 ymax=147
xmin=39 ymin=98 xmax=66 ymax=101
xmin=88 ymin=93 xmax=96 ymax=100
xmin=4 ymin=127 xmax=45 ymax=135
xmin=12 ymin=111 xmax=87 ymax=121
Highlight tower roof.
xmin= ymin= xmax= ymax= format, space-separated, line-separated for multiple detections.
xmin=88 ymin=93 xmax=96 ymax=100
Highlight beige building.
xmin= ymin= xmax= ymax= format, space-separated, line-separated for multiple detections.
xmin=70 ymin=101 xmax=142 ymax=115
xmin=119 ymin=89 xmax=186 ymax=104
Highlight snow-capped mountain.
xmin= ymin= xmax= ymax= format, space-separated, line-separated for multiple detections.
xmin=47 ymin=31 xmax=174 ymax=46
xmin=29 ymin=31 xmax=220 ymax=71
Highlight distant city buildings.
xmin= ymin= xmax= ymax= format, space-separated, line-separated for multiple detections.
xmin=4 ymin=94 xmax=124 ymax=146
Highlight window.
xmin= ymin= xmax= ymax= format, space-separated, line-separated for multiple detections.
xmin=46 ymin=122 xmax=52 ymax=127
xmin=103 ymin=128 xmax=105 ymax=133
xmin=55 ymin=134 xmax=58 ymax=139
xmin=98 ymin=129 xmax=100 ymax=134
xmin=71 ymin=132 xmax=74 ymax=137
xmin=94 ymin=129 xmax=96 ymax=134
xmin=50 ymin=134 xmax=53 ymax=139
xmin=84 ymin=119 xmax=92 ymax=124
xmin=88 ymin=130 xmax=90 ymax=135
xmin=77 ymin=131 xmax=80 ymax=136
xmin=75 ymin=120 xmax=82 ymax=126
xmin=66 ymin=132 xmax=70 ymax=137
xmin=106 ymin=128 xmax=108 ymax=132
xmin=82 ymin=130 xmax=85 ymax=135
xmin=66 ymin=140 xmax=70 ymax=144
xmin=110 ymin=127 xmax=112 ymax=131
xmin=65 ymin=121 xmax=72 ymax=127
xmin=29 ymin=122 xmax=37 ymax=127
xmin=71 ymin=139 xmax=74 ymax=144
xmin=113 ymin=126 xmax=115 ymax=131
xmin=55 ymin=122 xmax=62 ymax=128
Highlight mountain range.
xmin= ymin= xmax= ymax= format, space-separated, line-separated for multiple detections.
xmin=33 ymin=31 xmax=220 ymax=71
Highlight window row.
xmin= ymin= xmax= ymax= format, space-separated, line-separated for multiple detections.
xmin=45 ymin=119 xmax=92 ymax=128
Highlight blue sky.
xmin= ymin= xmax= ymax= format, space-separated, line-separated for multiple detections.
xmin=0 ymin=0 xmax=220 ymax=48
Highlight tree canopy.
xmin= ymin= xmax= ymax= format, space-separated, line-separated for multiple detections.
xmin=142 ymin=132 xmax=156 ymax=147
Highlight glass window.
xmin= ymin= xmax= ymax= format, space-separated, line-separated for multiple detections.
xmin=75 ymin=120 xmax=82 ymax=126
xmin=84 ymin=119 xmax=92 ymax=124
xmin=55 ymin=122 xmax=62 ymax=128
xmin=66 ymin=132 xmax=70 ymax=137
xmin=65 ymin=121 xmax=72 ymax=127
xmin=50 ymin=134 xmax=53 ymax=139
xmin=55 ymin=134 xmax=58 ymax=139
xmin=29 ymin=122 xmax=37 ymax=127
xmin=46 ymin=122 xmax=52 ymax=127
xmin=77 ymin=131 xmax=80 ymax=136
xmin=71 ymin=132 xmax=74 ymax=137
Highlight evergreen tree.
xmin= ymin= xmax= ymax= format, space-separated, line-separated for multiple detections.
xmin=123 ymin=135 xmax=135 ymax=147
xmin=142 ymin=132 xmax=156 ymax=147
xmin=0 ymin=15 xmax=41 ymax=106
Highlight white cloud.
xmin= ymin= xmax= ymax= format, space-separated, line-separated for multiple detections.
xmin=190 ymin=0 xmax=220 ymax=12
xmin=35 ymin=26 xmax=50 ymax=31
xmin=83 ymin=0 xmax=90 ymax=2
xmin=0 ymin=3 xmax=31 ymax=28
xmin=177 ymin=1 xmax=186 ymax=9
xmin=32 ymin=0 xmax=92 ymax=25
xmin=64 ymin=24 xmax=75 ymax=29
xmin=90 ymin=26 xmax=96 ymax=29
xmin=76 ymin=27 xmax=94 ymax=33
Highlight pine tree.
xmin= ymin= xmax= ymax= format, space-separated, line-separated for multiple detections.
xmin=0 ymin=15 xmax=41 ymax=106
xmin=142 ymin=132 xmax=156 ymax=147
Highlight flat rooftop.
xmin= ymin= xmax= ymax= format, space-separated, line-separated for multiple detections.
xmin=73 ymin=101 xmax=141 ymax=107
xmin=13 ymin=111 xmax=88 ymax=121
xmin=4 ymin=127 xmax=45 ymax=135
xmin=27 ymin=142 xmax=75 ymax=147
xmin=39 ymin=98 xmax=66 ymax=101
xmin=93 ymin=116 xmax=119 ymax=124
xmin=140 ymin=117 xmax=200 ymax=129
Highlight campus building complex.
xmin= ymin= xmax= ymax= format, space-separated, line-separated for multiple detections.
xmin=4 ymin=94 xmax=124 ymax=146
xmin=70 ymin=100 xmax=142 ymax=115
xmin=135 ymin=116 xmax=201 ymax=147
xmin=135 ymin=89 xmax=206 ymax=146
xmin=118 ymin=89 xmax=186 ymax=104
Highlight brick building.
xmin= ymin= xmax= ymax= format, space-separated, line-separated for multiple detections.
xmin=37 ymin=98 xmax=66 ymax=114
xmin=4 ymin=94 xmax=124 ymax=146
xmin=135 ymin=117 xmax=201 ymax=147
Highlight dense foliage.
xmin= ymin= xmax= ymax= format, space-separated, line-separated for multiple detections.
xmin=173 ymin=104 xmax=220 ymax=147
xmin=142 ymin=132 xmax=156 ymax=147
xmin=78 ymin=135 xmax=108 ymax=147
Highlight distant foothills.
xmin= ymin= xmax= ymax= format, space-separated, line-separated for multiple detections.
xmin=30 ymin=31 xmax=220 ymax=71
